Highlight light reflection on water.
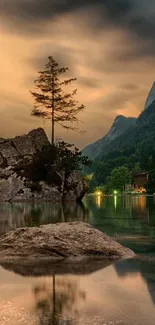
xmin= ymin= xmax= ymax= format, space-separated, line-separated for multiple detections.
xmin=0 ymin=258 xmax=155 ymax=325
xmin=0 ymin=195 xmax=155 ymax=254
xmin=0 ymin=196 xmax=155 ymax=323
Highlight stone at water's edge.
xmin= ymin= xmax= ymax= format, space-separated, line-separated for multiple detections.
xmin=0 ymin=128 xmax=88 ymax=202
xmin=0 ymin=222 xmax=135 ymax=264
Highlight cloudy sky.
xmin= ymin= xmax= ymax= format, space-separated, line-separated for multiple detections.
xmin=0 ymin=0 xmax=155 ymax=148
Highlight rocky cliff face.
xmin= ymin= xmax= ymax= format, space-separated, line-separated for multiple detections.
xmin=0 ymin=128 xmax=88 ymax=202
xmin=82 ymin=115 xmax=136 ymax=159
xmin=144 ymin=82 xmax=155 ymax=110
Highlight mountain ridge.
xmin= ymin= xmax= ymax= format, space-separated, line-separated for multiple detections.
xmin=83 ymin=81 xmax=155 ymax=160
xmin=82 ymin=115 xmax=136 ymax=159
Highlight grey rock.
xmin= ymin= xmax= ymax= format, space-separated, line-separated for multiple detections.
xmin=13 ymin=183 xmax=63 ymax=202
xmin=0 ymin=166 xmax=14 ymax=178
xmin=0 ymin=141 xmax=19 ymax=160
xmin=13 ymin=135 xmax=36 ymax=156
xmin=65 ymin=170 xmax=81 ymax=190
xmin=28 ymin=127 xmax=49 ymax=150
xmin=6 ymin=156 xmax=19 ymax=166
xmin=0 ymin=222 xmax=135 ymax=262
xmin=144 ymin=81 xmax=155 ymax=110
xmin=0 ymin=176 xmax=24 ymax=201
xmin=64 ymin=171 xmax=89 ymax=201
xmin=0 ymin=153 xmax=5 ymax=167
xmin=0 ymin=138 xmax=5 ymax=144
xmin=0 ymin=129 xmax=88 ymax=202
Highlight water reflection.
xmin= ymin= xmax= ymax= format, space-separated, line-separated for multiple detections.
xmin=0 ymin=201 xmax=90 ymax=235
xmin=1 ymin=258 xmax=155 ymax=325
xmin=0 ymin=195 xmax=155 ymax=254
xmin=114 ymin=195 xmax=117 ymax=210
xmin=114 ymin=257 xmax=155 ymax=304
xmin=85 ymin=195 xmax=155 ymax=255
xmin=95 ymin=193 xmax=102 ymax=208
xmin=34 ymin=277 xmax=86 ymax=325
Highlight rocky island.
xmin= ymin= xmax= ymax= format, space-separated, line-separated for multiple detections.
xmin=0 ymin=222 xmax=135 ymax=275
xmin=0 ymin=128 xmax=88 ymax=202
xmin=0 ymin=222 xmax=134 ymax=260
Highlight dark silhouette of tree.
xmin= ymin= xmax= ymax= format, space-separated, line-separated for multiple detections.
xmin=33 ymin=276 xmax=86 ymax=325
xmin=14 ymin=142 xmax=91 ymax=185
xmin=30 ymin=56 xmax=85 ymax=145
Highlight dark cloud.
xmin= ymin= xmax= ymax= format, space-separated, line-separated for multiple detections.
xmin=26 ymin=47 xmax=78 ymax=75
xmin=0 ymin=0 xmax=133 ymax=23
xmin=78 ymin=77 xmax=101 ymax=88
xmin=1 ymin=0 xmax=155 ymax=65
xmin=120 ymin=84 xmax=139 ymax=91
xmin=1 ymin=0 xmax=155 ymax=41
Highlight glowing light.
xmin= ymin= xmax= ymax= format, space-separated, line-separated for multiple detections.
xmin=113 ymin=190 xmax=118 ymax=195
xmin=95 ymin=191 xmax=102 ymax=196
xmin=114 ymin=195 xmax=117 ymax=210
xmin=96 ymin=195 xmax=101 ymax=208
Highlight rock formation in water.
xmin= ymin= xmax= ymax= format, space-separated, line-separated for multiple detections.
xmin=0 ymin=222 xmax=135 ymax=266
xmin=0 ymin=128 xmax=88 ymax=202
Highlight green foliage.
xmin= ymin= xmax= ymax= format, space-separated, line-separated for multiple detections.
xmin=15 ymin=142 xmax=92 ymax=187
xmin=30 ymin=56 xmax=85 ymax=144
xmin=82 ymin=173 xmax=94 ymax=182
xmin=145 ymin=170 xmax=155 ymax=194
xmin=94 ymin=185 xmax=104 ymax=192
xmin=90 ymin=138 xmax=155 ymax=194
xmin=104 ymin=178 xmax=114 ymax=195
xmin=55 ymin=141 xmax=92 ymax=176
xmin=104 ymin=166 xmax=130 ymax=194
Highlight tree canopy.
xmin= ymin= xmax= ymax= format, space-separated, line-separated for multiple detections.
xmin=30 ymin=56 xmax=85 ymax=144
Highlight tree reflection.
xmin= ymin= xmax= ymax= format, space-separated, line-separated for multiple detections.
xmin=0 ymin=201 xmax=90 ymax=235
xmin=33 ymin=275 xmax=86 ymax=325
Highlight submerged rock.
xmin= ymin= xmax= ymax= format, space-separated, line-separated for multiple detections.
xmin=0 ymin=222 xmax=135 ymax=266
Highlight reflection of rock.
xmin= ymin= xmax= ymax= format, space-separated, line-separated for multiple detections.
xmin=0 ymin=202 xmax=90 ymax=235
xmin=0 ymin=222 xmax=135 ymax=262
xmin=114 ymin=256 xmax=155 ymax=304
xmin=1 ymin=258 xmax=112 ymax=277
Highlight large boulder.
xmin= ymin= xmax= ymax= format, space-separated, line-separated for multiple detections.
xmin=0 ymin=128 xmax=49 ymax=168
xmin=12 ymin=135 xmax=36 ymax=156
xmin=0 ymin=222 xmax=135 ymax=264
xmin=28 ymin=128 xmax=50 ymax=151
xmin=0 ymin=129 xmax=88 ymax=202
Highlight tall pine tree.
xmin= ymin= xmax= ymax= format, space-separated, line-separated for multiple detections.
xmin=30 ymin=56 xmax=85 ymax=145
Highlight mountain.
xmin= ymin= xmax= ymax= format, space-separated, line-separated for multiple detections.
xmin=82 ymin=115 xmax=136 ymax=159
xmin=144 ymin=82 xmax=155 ymax=110
xmin=98 ymin=98 xmax=155 ymax=158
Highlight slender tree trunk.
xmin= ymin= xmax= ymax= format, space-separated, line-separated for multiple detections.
xmin=53 ymin=274 xmax=56 ymax=324
xmin=52 ymin=104 xmax=54 ymax=145
xmin=51 ymin=75 xmax=54 ymax=145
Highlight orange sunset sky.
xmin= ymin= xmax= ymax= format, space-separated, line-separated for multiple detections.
xmin=0 ymin=0 xmax=155 ymax=148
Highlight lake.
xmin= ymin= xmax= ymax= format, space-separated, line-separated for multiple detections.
xmin=0 ymin=195 xmax=155 ymax=324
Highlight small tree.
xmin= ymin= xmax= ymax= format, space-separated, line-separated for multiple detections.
xmin=30 ymin=56 xmax=85 ymax=145
xmin=14 ymin=142 xmax=92 ymax=186
xmin=104 ymin=166 xmax=130 ymax=194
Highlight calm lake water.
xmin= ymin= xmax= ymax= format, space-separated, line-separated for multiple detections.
xmin=1 ymin=195 xmax=155 ymax=324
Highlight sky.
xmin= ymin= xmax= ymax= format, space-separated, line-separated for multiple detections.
xmin=1 ymin=0 xmax=155 ymax=148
